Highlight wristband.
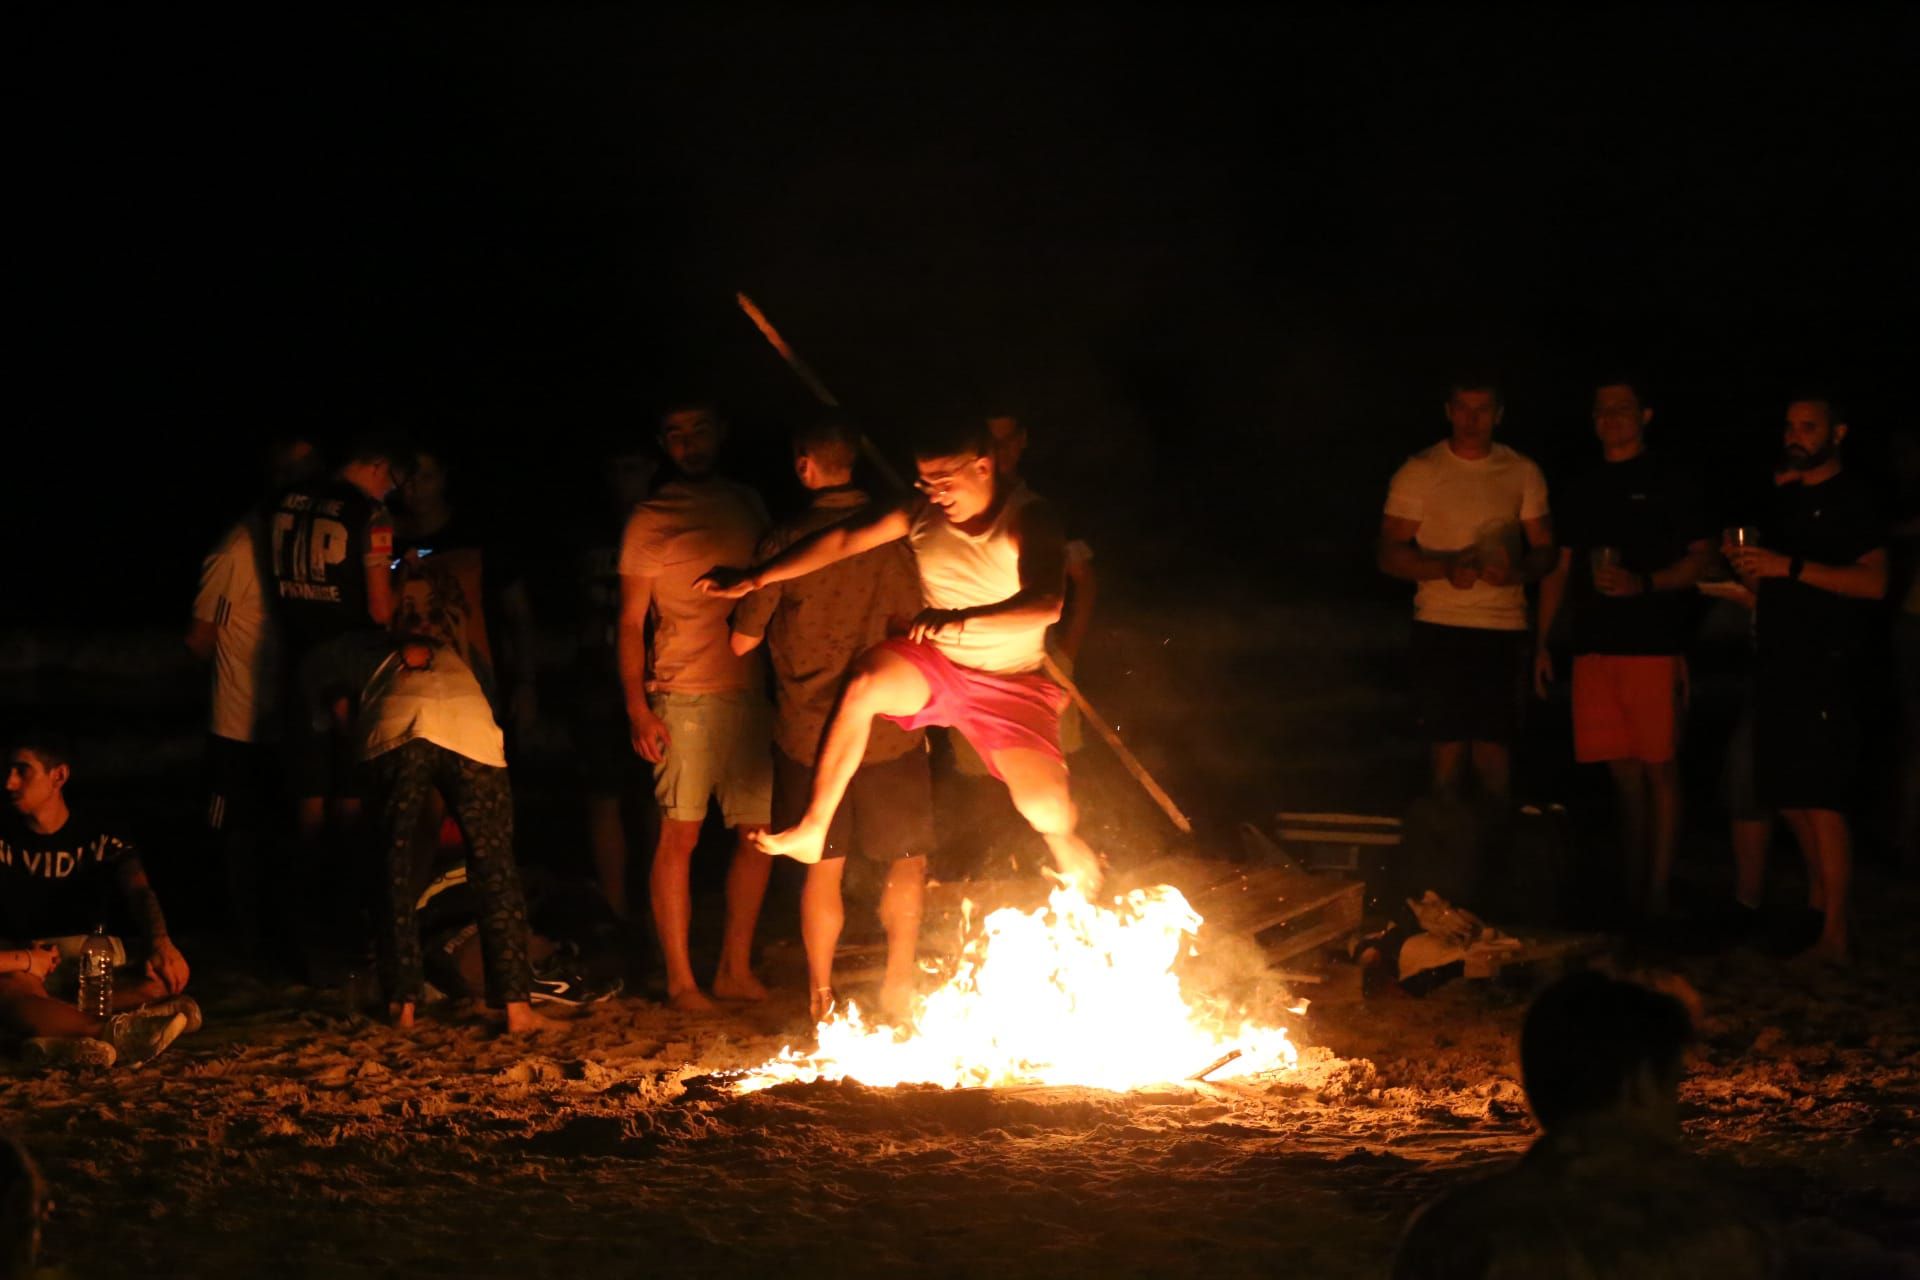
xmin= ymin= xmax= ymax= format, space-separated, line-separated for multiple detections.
xmin=1788 ymin=556 xmax=1805 ymax=581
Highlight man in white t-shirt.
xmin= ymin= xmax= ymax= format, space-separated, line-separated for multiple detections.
xmin=1379 ymin=378 xmax=1555 ymax=800
xmin=188 ymin=437 xmax=320 ymax=951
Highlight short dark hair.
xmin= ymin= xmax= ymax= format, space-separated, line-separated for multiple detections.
xmin=1592 ymin=375 xmax=1650 ymax=407
xmin=1785 ymin=390 xmax=1847 ymax=426
xmin=1520 ymin=972 xmax=1693 ymax=1132
xmin=911 ymin=417 xmax=993 ymax=462
xmin=1446 ymin=373 xmax=1504 ymax=407
xmin=658 ymin=397 xmax=721 ymax=428
xmin=7 ymin=731 xmax=72 ymax=774
xmin=793 ymin=418 xmax=861 ymax=474
xmin=343 ymin=432 xmax=413 ymax=471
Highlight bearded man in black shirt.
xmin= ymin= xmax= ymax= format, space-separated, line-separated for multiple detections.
xmin=1728 ymin=396 xmax=1888 ymax=963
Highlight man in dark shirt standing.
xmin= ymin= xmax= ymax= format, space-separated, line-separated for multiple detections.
xmin=1536 ymin=380 xmax=1713 ymax=918
xmin=1728 ymin=396 xmax=1887 ymax=962
xmin=729 ymin=419 xmax=932 ymax=1022
xmin=267 ymin=436 xmax=406 ymax=831
xmin=266 ymin=435 xmax=407 ymax=975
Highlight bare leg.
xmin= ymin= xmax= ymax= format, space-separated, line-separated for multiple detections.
xmin=586 ymin=792 xmax=630 ymax=921
xmin=1470 ymin=741 xmax=1511 ymax=804
xmin=713 ymin=827 xmax=771 ymax=1001
xmin=1647 ymin=759 xmax=1682 ymax=916
xmin=503 ymin=1000 xmax=559 ymax=1034
xmin=878 ymin=855 xmax=927 ymax=1020
xmin=1781 ymin=809 xmax=1824 ymax=911
xmin=801 ymin=858 xmax=846 ymax=1020
xmin=1608 ymin=760 xmax=1650 ymax=915
xmin=1805 ymin=809 xmax=1852 ymax=961
xmin=988 ymin=747 xmax=1103 ymax=895
xmin=649 ymin=818 xmax=711 ymax=1009
xmin=1430 ymin=742 xmax=1466 ymax=795
xmin=1732 ymin=817 xmax=1771 ymax=908
xmin=0 ymin=975 xmax=100 ymax=1039
xmin=757 ymin=650 xmax=932 ymax=863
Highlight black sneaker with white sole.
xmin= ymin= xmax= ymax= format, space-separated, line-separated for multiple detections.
xmin=528 ymin=970 xmax=622 ymax=1007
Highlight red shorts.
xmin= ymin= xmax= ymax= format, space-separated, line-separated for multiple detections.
xmin=1571 ymin=654 xmax=1682 ymax=764
xmin=877 ymin=639 xmax=1067 ymax=780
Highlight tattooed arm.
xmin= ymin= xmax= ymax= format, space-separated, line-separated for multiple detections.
xmin=117 ymin=856 xmax=190 ymax=994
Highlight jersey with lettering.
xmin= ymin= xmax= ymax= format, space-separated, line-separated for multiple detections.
xmin=0 ymin=812 xmax=134 ymax=942
xmin=266 ymin=480 xmax=393 ymax=655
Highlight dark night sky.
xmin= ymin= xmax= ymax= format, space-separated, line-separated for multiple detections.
xmin=12 ymin=6 xmax=1918 ymax=623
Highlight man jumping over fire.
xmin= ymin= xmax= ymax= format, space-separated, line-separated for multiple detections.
xmin=698 ymin=418 xmax=1104 ymax=895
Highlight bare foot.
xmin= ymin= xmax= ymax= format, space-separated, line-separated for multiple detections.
xmin=809 ymin=986 xmax=836 ymax=1022
xmin=503 ymin=1002 xmax=561 ymax=1034
xmin=752 ymin=824 xmax=826 ymax=864
xmin=877 ymin=979 xmax=915 ymax=1024
xmin=713 ymin=970 xmax=769 ymax=1002
xmin=667 ymin=986 xmax=716 ymax=1012
xmin=1051 ymin=849 xmax=1106 ymax=899
xmin=389 ymin=1001 xmax=415 ymax=1030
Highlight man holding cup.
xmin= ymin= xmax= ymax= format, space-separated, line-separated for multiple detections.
xmin=1380 ymin=376 xmax=1556 ymax=801
xmin=1535 ymin=379 xmax=1714 ymax=919
xmin=1726 ymin=395 xmax=1887 ymax=962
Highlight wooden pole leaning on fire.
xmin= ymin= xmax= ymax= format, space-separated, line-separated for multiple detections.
xmin=734 ymin=290 xmax=1195 ymax=836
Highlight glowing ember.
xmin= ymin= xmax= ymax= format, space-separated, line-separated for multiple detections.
xmin=735 ymin=885 xmax=1302 ymax=1093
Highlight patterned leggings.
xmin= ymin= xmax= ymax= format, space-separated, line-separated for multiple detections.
xmin=367 ymin=740 xmax=532 ymax=1006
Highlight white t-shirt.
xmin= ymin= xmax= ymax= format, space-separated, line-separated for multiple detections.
xmin=192 ymin=520 xmax=281 ymax=742
xmin=1384 ymin=441 xmax=1550 ymax=631
xmin=908 ymin=486 xmax=1050 ymax=674
xmin=356 ymin=647 xmax=507 ymax=768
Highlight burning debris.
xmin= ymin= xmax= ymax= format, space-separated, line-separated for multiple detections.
xmin=734 ymin=883 xmax=1303 ymax=1093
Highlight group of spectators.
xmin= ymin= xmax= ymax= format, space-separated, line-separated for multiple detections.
xmin=22 ymin=402 xmax=1094 ymax=1049
xmin=1380 ymin=376 xmax=1911 ymax=962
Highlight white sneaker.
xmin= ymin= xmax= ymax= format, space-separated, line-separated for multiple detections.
xmin=138 ymin=995 xmax=203 ymax=1034
xmin=23 ymin=1036 xmax=117 ymax=1069
xmin=104 ymin=1011 xmax=189 ymax=1066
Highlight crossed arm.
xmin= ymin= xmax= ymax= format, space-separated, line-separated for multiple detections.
xmin=1378 ymin=514 xmax=1556 ymax=587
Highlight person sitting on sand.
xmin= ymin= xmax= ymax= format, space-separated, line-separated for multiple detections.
xmin=353 ymin=636 xmax=552 ymax=1034
xmin=0 ymin=735 xmax=199 ymax=1068
xmin=1393 ymin=971 xmax=1779 ymax=1279
xmin=699 ymin=416 xmax=1103 ymax=896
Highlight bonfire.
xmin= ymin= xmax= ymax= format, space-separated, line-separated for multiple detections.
xmin=735 ymin=883 xmax=1303 ymax=1093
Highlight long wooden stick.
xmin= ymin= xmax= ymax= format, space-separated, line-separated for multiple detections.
xmin=734 ymin=291 xmax=1194 ymax=835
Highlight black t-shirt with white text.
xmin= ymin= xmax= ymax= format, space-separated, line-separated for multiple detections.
xmin=267 ymin=479 xmax=392 ymax=658
xmin=1756 ymin=468 xmax=1885 ymax=662
xmin=1556 ymin=452 xmax=1710 ymax=655
xmin=0 ymin=812 xmax=134 ymax=943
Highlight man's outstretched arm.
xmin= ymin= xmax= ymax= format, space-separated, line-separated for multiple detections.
xmin=699 ymin=502 xmax=912 ymax=598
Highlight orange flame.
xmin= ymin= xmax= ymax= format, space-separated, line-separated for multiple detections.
xmin=736 ymin=885 xmax=1301 ymax=1093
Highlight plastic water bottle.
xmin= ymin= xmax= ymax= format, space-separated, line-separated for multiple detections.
xmin=77 ymin=925 xmax=114 ymax=1020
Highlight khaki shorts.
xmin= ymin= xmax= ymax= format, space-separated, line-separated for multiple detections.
xmin=649 ymin=690 xmax=773 ymax=826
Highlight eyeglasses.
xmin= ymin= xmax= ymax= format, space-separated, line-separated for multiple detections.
xmin=913 ymin=473 xmax=962 ymax=497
